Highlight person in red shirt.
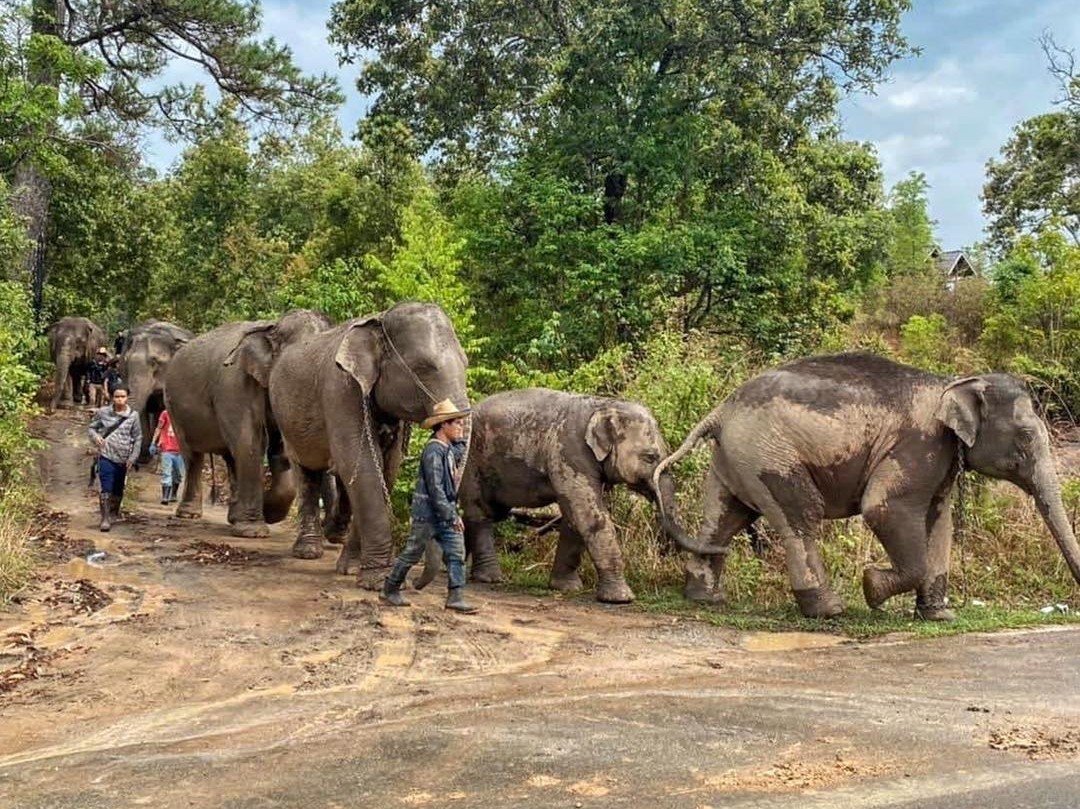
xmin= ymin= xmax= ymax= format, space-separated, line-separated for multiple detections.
xmin=150 ymin=409 xmax=184 ymax=505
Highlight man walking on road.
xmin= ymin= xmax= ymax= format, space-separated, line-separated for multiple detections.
xmin=88 ymin=386 xmax=142 ymax=532
xmin=150 ymin=408 xmax=184 ymax=505
xmin=86 ymin=347 xmax=109 ymax=408
xmin=380 ymin=398 xmax=478 ymax=613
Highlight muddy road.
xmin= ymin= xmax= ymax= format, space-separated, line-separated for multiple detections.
xmin=2 ymin=411 xmax=1079 ymax=808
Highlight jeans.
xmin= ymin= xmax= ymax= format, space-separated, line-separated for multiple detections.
xmin=98 ymin=456 xmax=128 ymax=498
xmin=159 ymin=452 xmax=185 ymax=487
xmin=387 ymin=520 xmax=466 ymax=591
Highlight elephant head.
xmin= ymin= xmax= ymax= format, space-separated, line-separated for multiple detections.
xmin=223 ymin=309 xmax=332 ymax=523
xmin=334 ymin=302 xmax=469 ymax=425
xmin=122 ymin=321 xmax=193 ymax=456
xmin=586 ymin=402 xmax=701 ymax=553
xmin=47 ymin=316 xmax=105 ymax=410
xmin=938 ymin=375 xmax=1080 ymax=585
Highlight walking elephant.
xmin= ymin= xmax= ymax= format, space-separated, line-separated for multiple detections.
xmin=121 ymin=320 xmax=194 ymax=459
xmin=268 ymin=302 xmax=469 ymax=587
xmin=655 ymin=353 xmax=1080 ymax=620
xmin=418 ymin=389 xmax=724 ymax=603
xmin=165 ymin=309 xmax=332 ymax=539
xmin=47 ymin=316 xmax=106 ymax=410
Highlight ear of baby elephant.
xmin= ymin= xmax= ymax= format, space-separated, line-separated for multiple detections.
xmin=586 ymin=408 xmax=620 ymax=463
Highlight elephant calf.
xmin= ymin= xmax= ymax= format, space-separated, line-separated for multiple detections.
xmin=656 ymin=353 xmax=1080 ymax=619
xmin=436 ymin=389 xmax=718 ymax=603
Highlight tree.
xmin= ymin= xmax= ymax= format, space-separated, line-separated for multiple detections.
xmin=983 ymin=35 xmax=1080 ymax=252
xmin=4 ymin=0 xmax=341 ymax=317
xmin=884 ymin=171 xmax=937 ymax=275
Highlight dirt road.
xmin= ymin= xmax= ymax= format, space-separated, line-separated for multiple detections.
xmin=2 ymin=411 xmax=1079 ymax=808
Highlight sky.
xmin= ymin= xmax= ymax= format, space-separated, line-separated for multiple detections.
xmin=143 ymin=0 xmax=1080 ymax=251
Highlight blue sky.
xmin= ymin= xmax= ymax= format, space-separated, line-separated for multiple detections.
xmin=144 ymin=0 xmax=1080 ymax=251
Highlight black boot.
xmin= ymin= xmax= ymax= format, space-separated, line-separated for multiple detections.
xmin=379 ymin=578 xmax=410 ymax=607
xmin=98 ymin=492 xmax=112 ymax=532
xmin=169 ymin=483 xmax=180 ymax=503
xmin=161 ymin=485 xmax=170 ymax=505
xmin=445 ymin=587 xmax=478 ymax=614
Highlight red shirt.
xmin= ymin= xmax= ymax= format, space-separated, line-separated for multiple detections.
xmin=157 ymin=411 xmax=181 ymax=453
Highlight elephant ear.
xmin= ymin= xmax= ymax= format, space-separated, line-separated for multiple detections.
xmin=586 ymin=407 xmax=622 ymax=463
xmin=223 ymin=322 xmax=276 ymax=388
xmin=936 ymin=377 xmax=988 ymax=447
xmin=333 ymin=316 xmax=381 ymax=395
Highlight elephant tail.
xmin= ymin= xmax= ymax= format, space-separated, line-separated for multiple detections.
xmin=652 ymin=409 xmax=722 ymax=493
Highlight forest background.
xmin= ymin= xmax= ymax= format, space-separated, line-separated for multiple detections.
xmin=2 ymin=0 xmax=1080 ymax=627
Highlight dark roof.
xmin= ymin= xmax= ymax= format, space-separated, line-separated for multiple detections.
xmin=931 ymin=249 xmax=974 ymax=277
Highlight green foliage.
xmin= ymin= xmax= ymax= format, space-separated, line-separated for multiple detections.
xmin=899 ymin=314 xmax=954 ymax=374
xmin=884 ymin=171 xmax=937 ymax=275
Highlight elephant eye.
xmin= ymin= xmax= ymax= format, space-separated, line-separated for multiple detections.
xmin=641 ymin=451 xmax=661 ymax=464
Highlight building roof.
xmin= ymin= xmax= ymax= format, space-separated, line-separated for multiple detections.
xmin=930 ymin=248 xmax=974 ymax=277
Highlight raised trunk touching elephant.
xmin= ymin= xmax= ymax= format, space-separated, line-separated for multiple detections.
xmin=655 ymin=353 xmax=1080 ymax=620
xmin=268 ymin=302 xmax=469 ymax=586
xmin=415 ymin=389 xmax=719 ymax=603
xmin=121 ymin=321 xmax=194 ymax=459
xmin=47 ymin=316 xmax=106 ymax=410
xmin=165 ymin=310 xmax=332 ymax=539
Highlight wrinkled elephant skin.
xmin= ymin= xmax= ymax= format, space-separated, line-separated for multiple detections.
xmin=165 ymin=310 xmax=331 ymax=539
xmin=47 ymin=317 xmax=106 ymax=411
xmin=658 ymin=353 xmax=1080 ymax=619
xmin=122 ymin=321 xmax=194 ymax=459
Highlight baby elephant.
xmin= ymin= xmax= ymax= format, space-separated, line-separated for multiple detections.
xmin=419 ymin=388 xmax=717 ymax=603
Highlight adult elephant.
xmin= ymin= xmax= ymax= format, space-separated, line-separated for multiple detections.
xmin=417 ymin=389 xmax=724 ymax=603
xmin=47 ymin=316 xmax=106 ymax=410
xmin=121 ymin=320 xmax=194 ymax=459
xmin=655 ymin=353 xmax=1080 ymax=620
xmin=269 ymin=302 xmax=469 ymax=587
xmin=165 ymin=310 xmax=331 ymax=539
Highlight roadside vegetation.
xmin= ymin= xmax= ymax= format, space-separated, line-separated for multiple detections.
xmin=2 ymin=2 xmax=1080 ymax=630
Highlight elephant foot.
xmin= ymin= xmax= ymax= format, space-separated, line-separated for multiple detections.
xmin=356 ymin=566 xmax=392 ymax=591
xmin=861 ymin=567 xmax=895 ymax=610
xmin=596 ymin=576 xmax=634 ymax=604
xmin=470 ymin=561 xmax=504 ymax=584
xmin=793 ymin=587 xmax=845 ymax=618
xmin=549 ymin=571 xmax=584 ymax=593
xmin=175 ymin=504 xmax=202 ymax=520
xmin=231 ymin=521 xmax=270 ymax=539
xmin=334 ymin=544 xmax=360 ymax=575
xmin=914 ymin=605 xmax=956 ymax=622
xmin=683 ymin=571 xmax=726 ymax=605
xmin=292 ymin=534 xmax=324 ymax=560
xmin=322 ymin=520 xmax=349 ymax=545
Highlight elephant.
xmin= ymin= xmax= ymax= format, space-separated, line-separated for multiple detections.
xmin=164 ymin=309 xmax=332 ymax=539
xmin=417 ymin=389 xmax=724 ymax=603
xmin=268 ymin=301 xmax=469 ymax=587
xmin=47 ymin=316 xmax=106 ymax=411
xmin=120 ymin=320 xmax=195 ymax=459
xmin=654 ymin=352 xmax=1080 ymax=620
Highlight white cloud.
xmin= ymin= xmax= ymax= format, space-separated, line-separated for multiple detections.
xmin=879 ymin=60 xmax=976 ymax=111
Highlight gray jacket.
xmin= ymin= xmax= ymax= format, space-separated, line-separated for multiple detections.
xmin=88 ymin=406 xmax=142 ymax=466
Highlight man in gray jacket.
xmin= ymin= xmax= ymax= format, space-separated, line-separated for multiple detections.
xmin=88 ymin=386 xmax=142 ymax=531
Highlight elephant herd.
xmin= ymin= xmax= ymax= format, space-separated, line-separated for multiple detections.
xmin=48 ymin=307 xmax=1080 ymax=620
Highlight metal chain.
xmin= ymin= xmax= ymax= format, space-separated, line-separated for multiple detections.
xmin=380 ymin=323 xmax=441 ymax=404
xmin=954 ymin=448 xmax=969 ymax=606
xmin=359 ymin=392 xmax=392 ymax=505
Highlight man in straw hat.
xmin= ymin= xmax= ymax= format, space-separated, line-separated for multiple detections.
xmin=380 ymin=397 xmax=479 ymax=613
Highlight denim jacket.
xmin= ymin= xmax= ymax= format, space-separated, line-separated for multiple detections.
xmin=410 ymin=439 xmax=466 ymax=525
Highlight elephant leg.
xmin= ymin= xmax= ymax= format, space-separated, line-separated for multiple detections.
xmin=322 ymin=473 xmax=349 ymax=544
xmin=860 ymin=480 xmax=931 ymax=611
xmin=915 ymin=494 xmax=955 ymax=621
xmin=557 ymin=480 xmax=633 ymax=604
xmin=223 ymin=452 xmax=240 ymax=524
xmin=550 ymin=520 xmax=585 ymax=593
xmin=468 ymin=519 xmax=503 ymax=583
xmin=291 ymin=466 xmax=325 ymax=559
xmin=263 ymin=428 xmax=296 ymax=524
xmin=684 ymin=466 xmax=756 ymax=605
xmin=753 ymin=472 xmax=842 ymax=618
xmin=222 ymin=444 xmax=269 ymax=538
xmin=175 ymin=451 xmax=205 ymax=519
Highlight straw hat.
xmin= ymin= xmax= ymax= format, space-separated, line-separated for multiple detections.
xmin=97 ymin=347 xmax=108 ymax=355
xmin=422 ymin=398 xmax=471 ymax=429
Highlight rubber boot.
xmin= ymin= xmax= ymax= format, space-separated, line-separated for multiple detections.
xmin=109 ymin=494 xmax=124 ymax=523
xmin=445 ymin=587 xmax=478 ymax=614
xmin=98 ymin=492 xmax=112 ymax=532
xmin=169 ymin=483 xmax=180 ymax=503
xmin=161 ymin=485 xmax=170 ymax=505
xmin=378 ymin=578 xmax=410 ymax=607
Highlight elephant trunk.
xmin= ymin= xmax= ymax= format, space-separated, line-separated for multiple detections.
xmin=50 ymin=354 xmax=70 ymax=410
xmin=1031 ymin=462 xmax=1080 ymax=586
xmin=651 ymin=470 xmax=724 ymax=556
xmin=651 ymin=409 xmax=722 ymax=500
xmin=263 ymin=425 xmax=296 ymax=523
